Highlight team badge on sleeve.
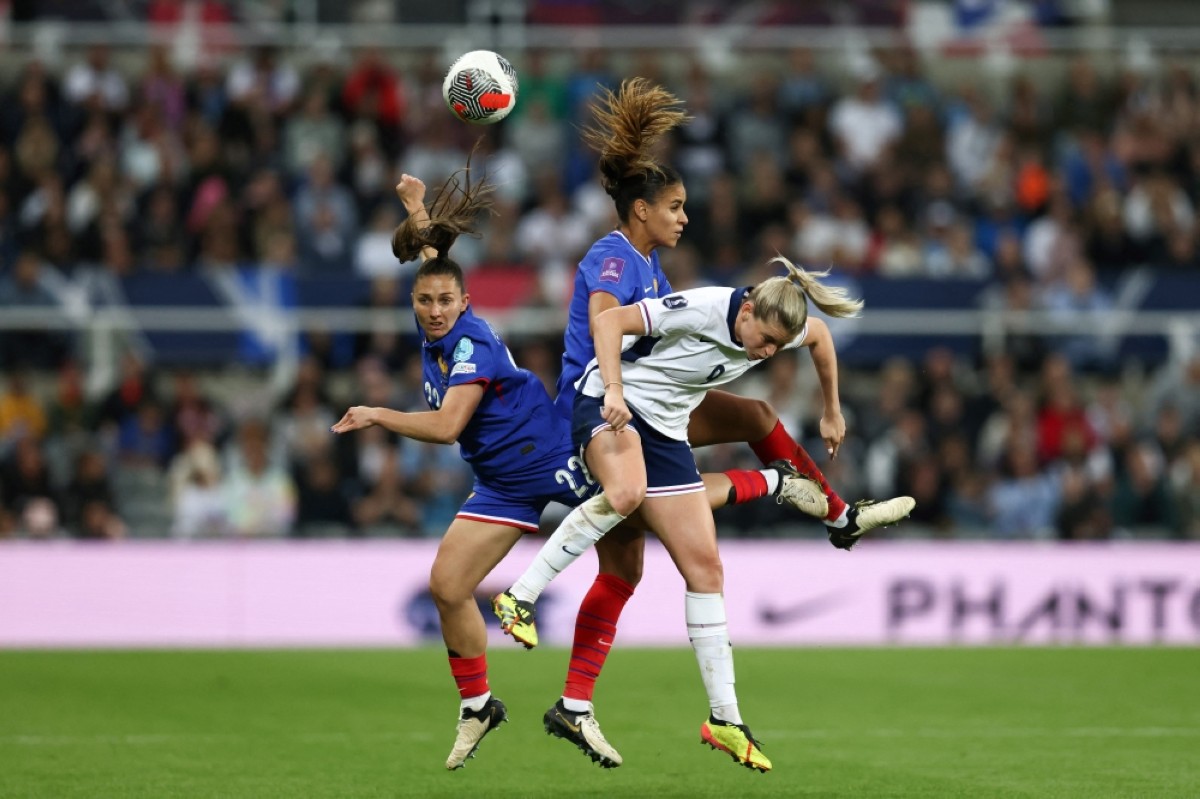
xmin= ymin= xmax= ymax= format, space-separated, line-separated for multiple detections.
xmin=663 ymin=295 xmax=689 ymax=309
xmin=599 ymin=257 xmax=625 ymax=283
xmin=452 ymin=337 xmax=475 ymax=362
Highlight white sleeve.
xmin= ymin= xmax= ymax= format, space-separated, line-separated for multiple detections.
xmin=638 ymin=292 xmax=715 ymax=338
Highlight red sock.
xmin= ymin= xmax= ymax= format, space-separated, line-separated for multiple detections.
xmin=564 ymin=573 xmax=634 ymax=702
xmin=448 ymin=653 xmax=489 ymax=700
xmin=749 ymin=420 xmax=847 ymax=521
xmin=723 ymin=468 xmax=770 ymax=505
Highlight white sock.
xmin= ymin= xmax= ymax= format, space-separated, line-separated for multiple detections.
xmin=510 ymin=494 xmax=627 ymax=603
xmin=826 ymin=506 xmax=849 ymax=528
xmin=685 ymin=591 xmax=741 ymax=725
xmin=761 ymin=468 xmax=781 ymax=495
xmin=460 ymin=691 xmax=490 ymax=714
xmin=562 ymin=697 xmax=592 ymax=713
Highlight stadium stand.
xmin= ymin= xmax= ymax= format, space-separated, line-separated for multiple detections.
xmin=0 ymin=0 xmax=1196 ymax=541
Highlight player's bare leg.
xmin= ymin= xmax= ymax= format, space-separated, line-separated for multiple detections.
xmin=432 ymin=519 xmax=522 ymax=769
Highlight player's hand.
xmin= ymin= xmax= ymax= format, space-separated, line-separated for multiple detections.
xmin=601 ymin=389 xmax=632 ymax=432
xmin=819 ymin=411 xmax=846 ymax=459
xmin=395 ymin=174 xmax=426 ymax=209
xmin=331 ymin=406 xmax=378 ymax=434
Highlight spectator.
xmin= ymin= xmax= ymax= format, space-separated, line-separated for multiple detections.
xmin=63 ymin=44 xmax=130 ymax=117
xmin=294 ymin=447 xmax=356 ymax=537
xmin=1043 ymin=257 xmax=1115 ymax=369
xmin=0 ymin=251 xmax=69 ymax=369
xmin=293 ymin=153 xmax=359 ymax=274
xmin=168 ymin=439 xmax=227 ymax=539
xmin=1111 ymin=442 xmax=1180 ymax=533
xmin=62 ymin=449 xmax=124 ymax=539
xmin=283 ymin=88 xmax=347 ymax=179
xmin=223 ymin=417 xmax=296 ymax=537
xmin=3 ymin=437 xmax=61 ymax=538
xmin=828 ymin=64 xmax=903 ymax=176
xmin=0 ymin=368 xmax=47 ymax=445
xmin=988 ymin=438 xmax=1062 ymax=539
xmin=341 ymin=47 xmax=407 ymax=157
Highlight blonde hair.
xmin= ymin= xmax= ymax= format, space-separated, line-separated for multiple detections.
xmin=750 ymin=257 xmax=863 ymax=336
xmin=581 ymin=77 xmax=690 ymax=222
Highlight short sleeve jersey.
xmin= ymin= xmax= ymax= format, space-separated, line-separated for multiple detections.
xmin=422 ymin=306 xmax=571 ymax=488
xmin=577 ymin=287 xmax=809 ymax=441
xmin=554 ymin=231 xmax=672 ymax=419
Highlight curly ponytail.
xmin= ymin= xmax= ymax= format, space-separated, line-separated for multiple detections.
xmin=581 ymin=77 xmax=690 ymax=222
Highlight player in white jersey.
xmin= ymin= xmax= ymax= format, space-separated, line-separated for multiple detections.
xmin=574 ymin=283 xmax=812 ymax=441
xmin=524 ymin=257 xmax=911 ymax=773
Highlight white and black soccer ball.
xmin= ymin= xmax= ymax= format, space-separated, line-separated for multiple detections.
xmin=442 ymin=50 xmax=519 ymax=125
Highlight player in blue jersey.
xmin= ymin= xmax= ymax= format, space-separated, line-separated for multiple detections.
xmin=331 ymin=165 xmax=817 ymax=771
xmin=331 ymin=168 xmax=599 ymax=771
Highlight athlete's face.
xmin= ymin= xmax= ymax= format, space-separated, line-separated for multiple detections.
xmin=735 ymin=303 xmax=793 ymax=360
xmin=412 ymin=274 xmax=468 ymax=342
xmin=637 ymin=183 xmax=688 ymax=249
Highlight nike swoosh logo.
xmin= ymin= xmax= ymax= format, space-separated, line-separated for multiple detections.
xmin=562 ymin=546 xmax=581 ymax=556
xmin=757 ymin=592 xmax=845 ymax=625
xmin=556 ymin=710 xmax=581 ymax=733
xmin=598 ymin=638 xmax=611 ymax=646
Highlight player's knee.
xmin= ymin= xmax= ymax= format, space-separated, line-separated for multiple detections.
xmin=428 ymin=572 xmax=470 ymax=609
xmin=682 ymin=552 xmax=723 ymax=594
xmin=604 ymin=481 xmax=646 ymax=517
xmin=744 ymin=398 xmax=778 ymax=438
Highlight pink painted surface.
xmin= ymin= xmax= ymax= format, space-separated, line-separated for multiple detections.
xmin=2 ymin=541 xmax=1198 ymax=647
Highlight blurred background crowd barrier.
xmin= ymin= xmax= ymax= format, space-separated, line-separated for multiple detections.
xmin=0 ymin=0 xmax=1197 ymax=543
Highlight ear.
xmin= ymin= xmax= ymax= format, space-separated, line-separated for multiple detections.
xmin=635 ymin=199 xmax=648 ymax=222
xmin=461 ymin=292 xmax=470 ymax=308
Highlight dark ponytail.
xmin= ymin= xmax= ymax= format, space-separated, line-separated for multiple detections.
xmin=391 ymin=149 xmax=494 ymax=280
xmin=581 ymin=77 xmax=689 ymax=222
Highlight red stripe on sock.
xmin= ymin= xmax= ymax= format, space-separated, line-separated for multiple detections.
xmin=723 ymin=469 xmax=770 ymax=505
xmin=563 ymin=574 xmax=633 ymax=702
xmin=448 ymin=653 xmax=489 ymax=700
xmin=749 ymin=420 xmax=846 ymax=521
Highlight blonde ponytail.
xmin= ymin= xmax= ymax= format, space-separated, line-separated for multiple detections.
xmin=750 ymin=256 xmax=863 ymax=336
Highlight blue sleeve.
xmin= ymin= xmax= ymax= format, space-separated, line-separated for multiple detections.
xmin=446 ymin=334 xmax=496 ymax=388
xmin=580 ymin=243 xmax=639 ymax=306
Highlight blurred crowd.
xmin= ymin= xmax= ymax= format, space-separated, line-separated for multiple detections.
xmin=0 ymin=37 xmax=1198 ymax=540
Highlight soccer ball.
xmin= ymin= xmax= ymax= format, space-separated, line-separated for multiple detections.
xmin=442 ymin=50 xmax=519 ymax=125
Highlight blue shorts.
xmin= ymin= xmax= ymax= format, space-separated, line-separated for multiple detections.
xmin=456 ymin=452 xmax=597 ymax=532
xmin=572 ymin=394 xmax=704 ymax=497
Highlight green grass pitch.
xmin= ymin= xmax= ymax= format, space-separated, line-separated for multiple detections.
xmin=1 ymin=647 xmax=1197 ymax=798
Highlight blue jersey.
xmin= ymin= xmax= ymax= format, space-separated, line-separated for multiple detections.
xmin=421 ymin=306 xmax=572 ymax=491
xmin=554 ymin=231 xmax=673 ymax=419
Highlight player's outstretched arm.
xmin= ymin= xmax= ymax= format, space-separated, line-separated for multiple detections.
xmin=331 ymin=383 xmax=485 ymax=445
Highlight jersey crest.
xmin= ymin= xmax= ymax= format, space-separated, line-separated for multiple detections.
xmin=437 ymin=353 xmax=449 ymax=377
xmin=452 ymin=337 xmax=475 ymax=363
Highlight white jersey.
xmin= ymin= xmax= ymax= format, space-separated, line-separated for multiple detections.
xmin=577 ymin=286 xmax=808 ymax=441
